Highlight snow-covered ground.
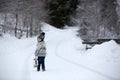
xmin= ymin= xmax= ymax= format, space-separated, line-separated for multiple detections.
xmin=0 ymin=23 xmax=120 ymax=80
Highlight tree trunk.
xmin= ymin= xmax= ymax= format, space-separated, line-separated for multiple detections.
xmin=29 ymin=16 xmax=33 ymax=37
xmin=15 ymin=13 xmax=18 ymax=37
xmin=3 ymin=13 xmax=7 ymax=33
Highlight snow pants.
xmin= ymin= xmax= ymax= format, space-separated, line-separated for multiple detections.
xmin=37 ymin=56 xmax=45 ymax=71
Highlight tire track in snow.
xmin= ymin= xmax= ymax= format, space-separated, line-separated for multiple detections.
xmin=22 ymin=52 xmax=33 ymax=80
xmin=21 ymin=41 xmax=36 ymax=80
xmin=55 ymin=39 xmax=119 ymax=80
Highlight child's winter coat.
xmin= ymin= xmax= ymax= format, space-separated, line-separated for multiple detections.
xmin=35 ymin=41 xmax=46 ymax=57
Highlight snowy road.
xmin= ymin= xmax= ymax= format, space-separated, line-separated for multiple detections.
xmin=0 ymin=25 xmax=120 ymax=80
xmin=54 ymin=39 xmax=119 ymax=80
xmin=30 ymin=35 xmax=119 ymax=80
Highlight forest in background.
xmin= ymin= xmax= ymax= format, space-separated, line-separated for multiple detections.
xmin=0 ymin=0 xmax=120 ymax=40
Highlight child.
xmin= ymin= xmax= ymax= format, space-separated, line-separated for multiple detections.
xmin=34 ymin=34 xmax=46 ymax=71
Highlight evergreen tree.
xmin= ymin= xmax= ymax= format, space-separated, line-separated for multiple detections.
xmin=47 ymin=0 xmax=78 ymax=28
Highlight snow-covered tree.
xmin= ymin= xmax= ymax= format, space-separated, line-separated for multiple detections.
xmin=0 ymin=0 xmax=47 ymax=38
xmin=75 ymin=0 xmax=119 ymax=40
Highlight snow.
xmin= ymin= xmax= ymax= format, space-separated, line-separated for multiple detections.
xmin=0 ymin=23 xmax=120 ymax=80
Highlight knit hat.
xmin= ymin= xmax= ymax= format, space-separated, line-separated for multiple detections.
xmin=37 ymin=32 xmax=45 ymax=40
